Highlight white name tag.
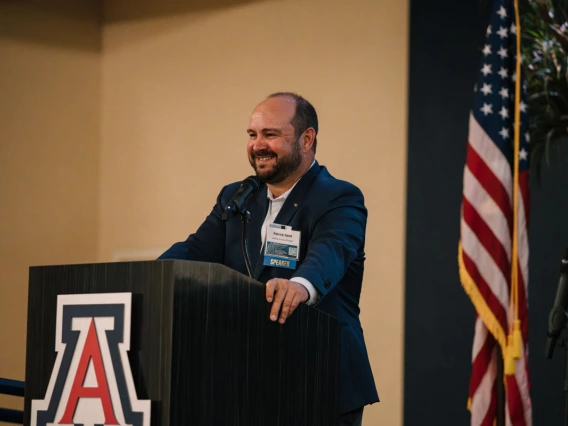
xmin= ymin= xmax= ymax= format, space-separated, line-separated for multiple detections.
xmin=263 ymin=223 xmax=301 ymax=269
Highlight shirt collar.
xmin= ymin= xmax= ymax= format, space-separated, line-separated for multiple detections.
xmin=266 ymin=160 xmax=316 ymax=201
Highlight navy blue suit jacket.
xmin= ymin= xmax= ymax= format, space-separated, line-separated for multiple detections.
xmin=159 ymin=162 xmax=379 ymax=414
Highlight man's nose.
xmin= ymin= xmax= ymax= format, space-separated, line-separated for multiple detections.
xmin=251 ymin=136 xmax=268 ymax=151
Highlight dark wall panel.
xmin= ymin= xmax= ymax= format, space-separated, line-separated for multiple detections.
xmin=405 ymin=1 xmax=568 ymax=425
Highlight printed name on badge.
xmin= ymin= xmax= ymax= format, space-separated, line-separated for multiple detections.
xmin=263 ymin=223 xmax=301 ymax=269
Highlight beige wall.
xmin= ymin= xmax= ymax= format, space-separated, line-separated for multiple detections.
xmin=101 ymin=0 xmax=408 ymax=424
xmin=0 ymin=0 xmax=407 ymax=424
xmin=0 ymin=0 xmax=101 ymax=418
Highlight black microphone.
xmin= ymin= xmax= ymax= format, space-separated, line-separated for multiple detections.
xmin=545 ymin=248 xmax=568 ymax=359
xmin=221 ymin=176 xmax=262 ymax=221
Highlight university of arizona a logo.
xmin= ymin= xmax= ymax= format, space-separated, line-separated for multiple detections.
xmin=31 ymin=293 xmax=151 ymax=426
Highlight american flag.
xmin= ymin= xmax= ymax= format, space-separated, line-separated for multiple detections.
xmin=458 ymin=0 xmax=532 ymax=425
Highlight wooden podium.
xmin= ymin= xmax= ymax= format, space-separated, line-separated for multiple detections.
xmin=24 ymin=260 xmax=340 ymax=426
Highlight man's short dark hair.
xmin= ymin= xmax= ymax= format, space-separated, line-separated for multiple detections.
xmin=267 ymin=92 xmax=318 ymax=153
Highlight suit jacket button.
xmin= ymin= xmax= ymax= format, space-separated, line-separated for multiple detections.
xmin=324 ymin=279 xmax=331 ymax=289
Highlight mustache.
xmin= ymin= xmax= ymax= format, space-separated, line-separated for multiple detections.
xmin=252 ymin=150 xmax=277 ymax=158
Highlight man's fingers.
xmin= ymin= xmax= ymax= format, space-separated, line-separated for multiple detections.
xmin=267 ymin=280 xmax=309 ymax=323
xmin=266 ymin=279 xmax=278 ymax=303
xmin=289 ymin=292 xmax=302 ymax=313
xmin=269 ymin=280 xmax=287 ymax=321
xmin=279 ymin=291 xmax=300 ymax=324
xmin=278 ymin=291 xmax=294 ymax=324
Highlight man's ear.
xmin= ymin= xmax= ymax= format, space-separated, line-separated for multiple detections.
xmin=302 ymin=128 xmax=316 ymax=153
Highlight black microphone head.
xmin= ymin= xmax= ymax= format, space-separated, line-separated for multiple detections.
xmin=243 ymin=175 xmax=262 ymax=192
xmin=221 ymin=175 xmax=263 ymax=221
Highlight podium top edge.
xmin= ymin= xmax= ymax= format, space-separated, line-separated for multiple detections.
xmin=28 ymin=260 xmax=261 ymax=284
xmin=29 ymin=259 xmax=214 ymax=269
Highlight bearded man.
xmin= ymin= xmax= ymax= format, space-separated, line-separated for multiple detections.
xmin=159 ymin=92 xmax=379 ymax=426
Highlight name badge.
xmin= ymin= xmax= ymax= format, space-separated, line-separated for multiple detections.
xmin=263 ymin=223 xmax=301 ymax=269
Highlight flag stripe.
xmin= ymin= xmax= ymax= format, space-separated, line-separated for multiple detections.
xmin=461 ymin=223 xmax=510 ymax=331
xmin=481 ymin=381 xmax=498 ymax=426
xmin=472 ymin=315 xmax=489 ymax=361
xmin=470 ymin=342 xmax=498 ymax=426
xmin=466 ymin=142 xmax=513 ymax=232
xmin=462 ymin=196 xmax=511 ymax=287
xmin=463 ymin=165 xmax=512 ymax=257
xmin=506 ymin=373 xmax=528 ymax=426
xmin=470 ymin=320 xmax=496 ymax=396
xmin=468 ymin=114 xmax=512 ymax=202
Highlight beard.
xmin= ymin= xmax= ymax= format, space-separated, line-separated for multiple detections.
xmin=249 ymin=138 xmax=303 ymax=184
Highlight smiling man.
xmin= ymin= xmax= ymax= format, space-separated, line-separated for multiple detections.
xmin=159 ymin=92 xmax=379 ymax=425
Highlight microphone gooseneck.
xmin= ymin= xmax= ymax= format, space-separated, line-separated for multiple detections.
xmin=221 ymin=176 xmax=262 ymax=221
xmin=221 ymin=175 xmax=262 ymax=278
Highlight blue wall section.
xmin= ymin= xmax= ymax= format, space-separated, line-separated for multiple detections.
xmin=405 ymin=1 xmax=568 ymax=425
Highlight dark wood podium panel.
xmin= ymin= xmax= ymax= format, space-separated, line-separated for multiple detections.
xmin=25 ymin=260 xmax=340 ymax=426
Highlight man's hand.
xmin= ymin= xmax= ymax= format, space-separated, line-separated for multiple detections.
xmin=266 ymin=278 xmax=309 ymax=324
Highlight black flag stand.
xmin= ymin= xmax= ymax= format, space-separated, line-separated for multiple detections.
xmin=545 ymin=249 xmax=568 ymax=425
xmin=544 ymin=337 xmax=568 ymax=426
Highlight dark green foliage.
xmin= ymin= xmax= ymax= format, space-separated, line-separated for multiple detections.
xmin=521 ymin=0 xmax=568 ymax=180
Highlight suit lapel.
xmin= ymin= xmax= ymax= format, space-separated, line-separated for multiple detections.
xmin=246 ymin=185 xmax=268 ymax=273
xmin=252 ymin=162 xmax=322 ymax=280
xmin=273 ymin=162 xmax=321 ymax=225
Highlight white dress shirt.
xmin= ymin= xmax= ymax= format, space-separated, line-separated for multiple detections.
xmin=260 ymin=169 xmax=319 ymax=305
